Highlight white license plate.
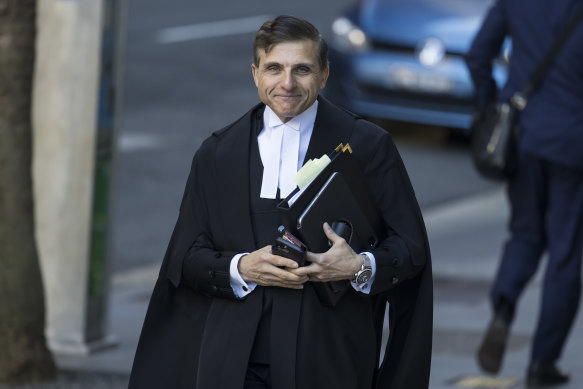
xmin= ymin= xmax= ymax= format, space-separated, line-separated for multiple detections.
xmin=385 ymin=64 xmax=453 ymax=93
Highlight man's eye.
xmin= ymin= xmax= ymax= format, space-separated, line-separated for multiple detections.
xmin=267 ymin=66 xmax=280 ymax=72
xmin=296 ymin=67 xmax=310 ymax=73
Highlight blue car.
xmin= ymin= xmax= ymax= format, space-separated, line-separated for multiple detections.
xmin=323 ymin=0 xmax=509 ymax=130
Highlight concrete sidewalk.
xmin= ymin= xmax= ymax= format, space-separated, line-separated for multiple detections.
xmin=11 ymin=188 xmax=583 ymax=388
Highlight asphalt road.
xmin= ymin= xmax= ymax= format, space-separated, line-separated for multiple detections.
xmin=112 ymin=0 xmax=500 ymax=272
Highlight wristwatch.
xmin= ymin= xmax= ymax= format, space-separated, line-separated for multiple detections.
xmin=352 ymin=253 xmax=372 ymax=285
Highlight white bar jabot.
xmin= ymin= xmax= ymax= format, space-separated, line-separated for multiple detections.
xmin=258 ymin=101 xmax=318 ymax=199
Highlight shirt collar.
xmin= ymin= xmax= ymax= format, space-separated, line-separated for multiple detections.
xmin=263 ymin=100 xmax=319 ymax=133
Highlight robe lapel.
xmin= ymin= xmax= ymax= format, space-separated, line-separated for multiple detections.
xmin=213 ymin=105 xmax=264 ymax=251
xmin=304 ymin=97 xmax=355 ymax=163
xmin=197 ymin=107 xmax=266 ymax=389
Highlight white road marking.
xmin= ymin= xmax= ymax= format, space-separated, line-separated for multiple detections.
xmin=156 ymin=14 xmax=273 ymax=44
xmin=118 ymin=133 xmax=161 ymax=152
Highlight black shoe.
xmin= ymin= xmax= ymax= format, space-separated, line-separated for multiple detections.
xmin=477 ymin=297 xmax=514 ymax=374
xmin=527 ymin=363 xmax=569 ymax=387
xmin=477 ymin=315 xmax=510 ymax=373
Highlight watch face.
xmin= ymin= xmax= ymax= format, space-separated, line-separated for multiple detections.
xmin=356 ymin=269 xmax=372 ymax=284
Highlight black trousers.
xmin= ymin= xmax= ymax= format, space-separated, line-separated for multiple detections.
xmin=244 ymin=363 xmax=271 ymax=389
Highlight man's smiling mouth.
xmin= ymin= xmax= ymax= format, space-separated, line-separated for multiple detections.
xmin=276 ymin=95 xmax=301 ymax=99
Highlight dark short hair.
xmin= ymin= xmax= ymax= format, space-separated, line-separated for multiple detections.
xmin=253 ymin=15 xmax=328 ymax=71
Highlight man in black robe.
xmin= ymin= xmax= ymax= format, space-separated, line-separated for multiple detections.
xmin=129 ymin=15 xmax=432 ymax=389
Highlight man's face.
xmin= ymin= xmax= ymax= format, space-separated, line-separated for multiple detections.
xmin=252 ymin=40 xmax=329 ymax=123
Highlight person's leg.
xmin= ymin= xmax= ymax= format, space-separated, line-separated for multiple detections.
xmin=478 ymin=152 xmax=547 ymax=374
xmin=527 ymin=161 xmax=583 ymax=385
xmin=491 ymin=153 xmax=547 ymax=306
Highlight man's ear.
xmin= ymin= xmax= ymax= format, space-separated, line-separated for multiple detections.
xmin=319 ymin=65 xmax=330 ymax=89
xmin=251 ymin=64 xmax=259 ymax=87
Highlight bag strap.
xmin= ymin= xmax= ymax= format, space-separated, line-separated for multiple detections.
xmin=511 ymin=5 xmax=583 ymax=109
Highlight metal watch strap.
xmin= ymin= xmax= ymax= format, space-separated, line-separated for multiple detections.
xmin=353 ymin=253 xmax=372 ymax=284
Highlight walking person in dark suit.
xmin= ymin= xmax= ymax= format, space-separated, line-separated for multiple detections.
xmin=466 ymin=0 xmax=583 ymax=386
xmin=128 ymin=15 xmax=432 ymax=389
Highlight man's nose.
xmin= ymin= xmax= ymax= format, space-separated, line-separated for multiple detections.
xmin=281 ymin=71 xmax=296 ymax=89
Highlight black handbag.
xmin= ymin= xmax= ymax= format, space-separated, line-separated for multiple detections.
xmin=470 ymin=6 xmax=583 ymax=181
xmin=470 ymin=99 xmax=520 ymax=180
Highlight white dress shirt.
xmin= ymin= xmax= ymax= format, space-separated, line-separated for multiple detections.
xmin=229 ymin=101 xmax=376 ymax=297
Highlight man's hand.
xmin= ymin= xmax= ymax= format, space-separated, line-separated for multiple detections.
xmin=293 ymin=222 xmax=363 ymax=282
xmin=239 ymin=246 xmax=309 ymax=289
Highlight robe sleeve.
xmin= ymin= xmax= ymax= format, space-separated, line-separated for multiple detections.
xmin=351 ymin=119 xmax=430 ymax=296
xmin=161 ymin=145 xmax=239 ymax=300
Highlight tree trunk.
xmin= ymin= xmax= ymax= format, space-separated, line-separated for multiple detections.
xmin=0 ymin=0 xmax=57 ymax=384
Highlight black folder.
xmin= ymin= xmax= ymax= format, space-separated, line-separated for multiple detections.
xmin=277 ymin=144 xmax=384 ymax=306
xmin=296 ymin=172 xmax=380 ymax=252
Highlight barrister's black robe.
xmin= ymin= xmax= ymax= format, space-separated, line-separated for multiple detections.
xmin=129 ymin=97 xmax=433 ymax=389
